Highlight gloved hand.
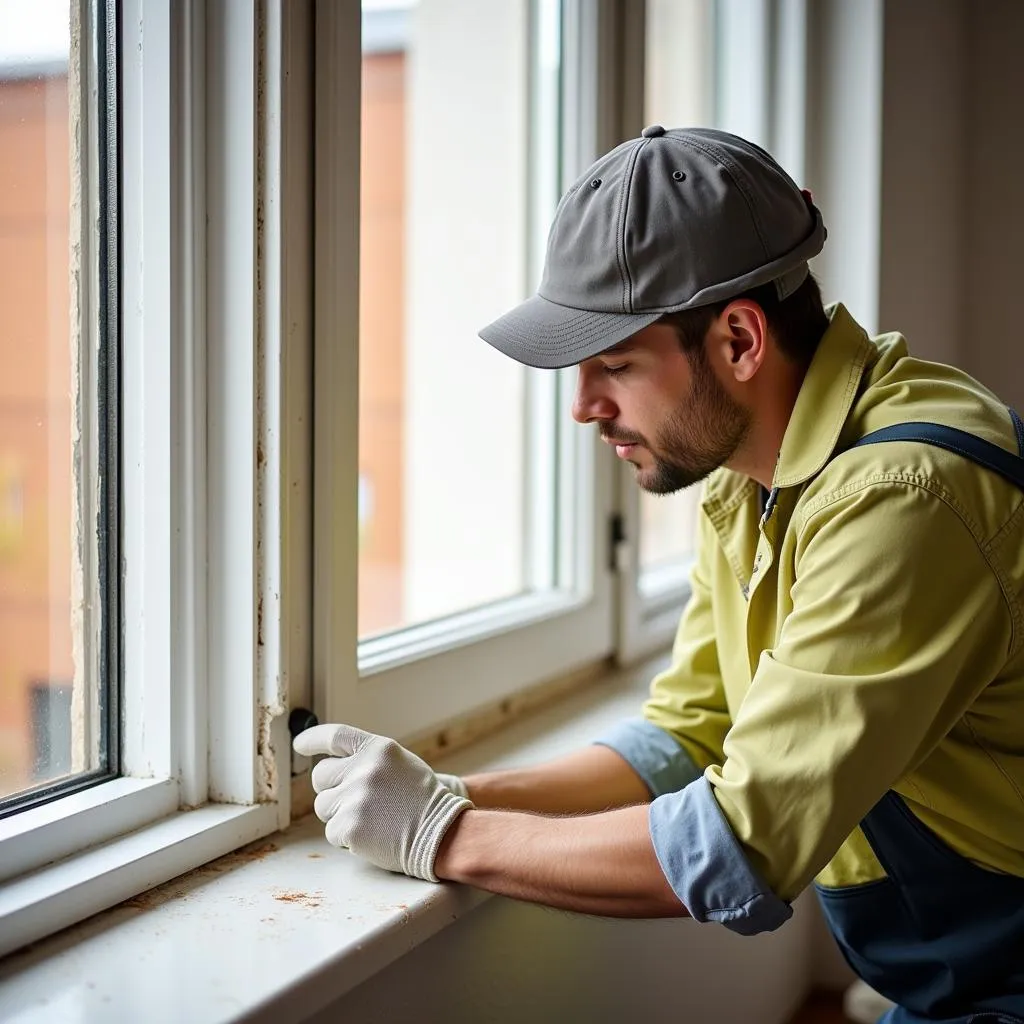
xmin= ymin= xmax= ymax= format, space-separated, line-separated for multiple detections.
xmin=292 ymin=723 xmax=473 ymax=882
xmin=435 ymin=772 xmax=469 ymax=799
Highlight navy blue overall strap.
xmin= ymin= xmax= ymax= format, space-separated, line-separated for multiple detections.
xmin=850 ymin=409 xmax=1024 ymax=492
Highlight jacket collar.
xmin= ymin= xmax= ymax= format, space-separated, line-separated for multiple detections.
xmin=772 ymin=302 xmax=874 ymax=489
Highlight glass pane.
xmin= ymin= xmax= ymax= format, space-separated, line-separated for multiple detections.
xmin=637 ymin=0 xmax=714 ymax=574
xmin=358 ymin=0 xmax=561 ymax=638
xmin=0 ymin=0 xmax=112 ymax=806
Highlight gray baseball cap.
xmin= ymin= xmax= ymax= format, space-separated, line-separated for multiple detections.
xmin=479 ymin=126 xmax=826 ymax=369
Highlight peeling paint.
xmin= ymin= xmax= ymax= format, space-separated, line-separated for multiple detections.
xmin=256 ymin=700 xmax=286 ymax=801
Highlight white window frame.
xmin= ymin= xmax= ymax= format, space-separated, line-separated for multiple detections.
xmin=0 ymin=0 xmax=312 ymax=958
xmin=315 ymin=0 xmax=627 ymax=740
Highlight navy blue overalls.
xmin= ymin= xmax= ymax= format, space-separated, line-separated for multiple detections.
xmin=812 ymin=418 xmax=1024 ymax=1024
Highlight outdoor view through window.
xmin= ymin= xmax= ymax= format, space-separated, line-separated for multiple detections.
xmin=358 ymin=0 xmax=561 ymax=638
xmin=0 ymin=1 xmax=108 ymax=807
xmin=356 ymin=0 xmax=710 ymax=639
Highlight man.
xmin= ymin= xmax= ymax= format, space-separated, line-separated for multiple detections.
xmin=295 ymin=127 xmax=1024 ymax=1023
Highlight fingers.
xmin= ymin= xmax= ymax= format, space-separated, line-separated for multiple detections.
xmin=313 ymin=784 xmax=348 ymax=829
xmin=311 ymin=755 xmax=351 ymax=793
xmin=324 ymin=805 xmax=352 ymax=849
xmin=292 ymin=722 xmax=372 ymax=758
xmin=309 ymin=757 xmax=353 ymax=842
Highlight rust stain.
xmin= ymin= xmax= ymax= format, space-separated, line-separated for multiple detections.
xmin=307 ymin=852 xmax=323 ymax=859
xmin=272 ymin=889 xmax=324 ymax=908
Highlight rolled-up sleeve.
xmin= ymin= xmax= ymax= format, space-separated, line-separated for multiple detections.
xmin=593 ymin=717 xmax=701 ymax=797
xmin=649 ymin=777 xmax=792 ymax=935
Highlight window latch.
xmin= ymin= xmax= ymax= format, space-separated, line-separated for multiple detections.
xmin=609 ymin=514 xmax=630 ymax=573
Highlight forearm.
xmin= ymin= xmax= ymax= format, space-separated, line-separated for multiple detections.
xmin=434 ymin=803 xmax=687 ymax=918
xmin=461 ymin=744 xmax=651 ymax=815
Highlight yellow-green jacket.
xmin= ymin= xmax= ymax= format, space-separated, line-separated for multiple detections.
xmin=598 ymin=303 xmax=1024 ymax=935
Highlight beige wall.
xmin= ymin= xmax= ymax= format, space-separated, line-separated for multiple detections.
xmin=809 ymin=0 xmax=1024 ymax=401
xmin=877 ymin=0 xmax=967 ymax=367
xmin=962 ymin=0 xmax=1024 ymax=411
xmin=302 ymin=891 xmax=821 ymax=1024
xmin=875 ymin=0 xmax=1024 ymax=406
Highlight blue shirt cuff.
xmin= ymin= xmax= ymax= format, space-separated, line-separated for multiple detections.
xmin=649 ymin=776 xmax=793 ymax=936
xmin=592 ymin=717 xmax=701 ymax=797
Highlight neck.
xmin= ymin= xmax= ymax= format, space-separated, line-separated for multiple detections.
xmin=726 ymin=359 xmax=807 ymax=490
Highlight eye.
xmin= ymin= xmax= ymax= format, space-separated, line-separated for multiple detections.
xmin=603 ymin=363 xmax=629 ymax=378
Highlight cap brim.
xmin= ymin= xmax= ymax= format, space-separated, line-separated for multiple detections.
xmin=478 ymin=294 xmax=662 ymax=370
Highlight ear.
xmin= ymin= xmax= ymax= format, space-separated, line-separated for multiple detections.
xmin=712 ymin=299 xmax=768 ymax=383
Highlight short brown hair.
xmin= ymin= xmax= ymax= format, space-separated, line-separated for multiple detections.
xmin=660 ymin=271 xmax=828 ymax=367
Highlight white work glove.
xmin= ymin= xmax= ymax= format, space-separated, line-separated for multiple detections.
xmin=292 ymin=723 xmax=473 ymax=882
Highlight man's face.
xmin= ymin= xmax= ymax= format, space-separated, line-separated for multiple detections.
xmin=571 ymin=321 xmax=751 ymax=494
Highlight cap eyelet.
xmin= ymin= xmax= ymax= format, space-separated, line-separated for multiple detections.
xmin=590 ymin=178 xmax=602 ymax=189
xmin=672 ymin=170 xmax=686 ymax=182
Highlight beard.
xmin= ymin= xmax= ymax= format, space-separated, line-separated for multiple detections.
xmin=606 ymin=351 xmax=751 ymax=495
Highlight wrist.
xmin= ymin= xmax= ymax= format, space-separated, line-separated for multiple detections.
xmin=433 ymin=807 xmax=489 ymax=882
xmin=409 ymin=790 xmax=472 ymax=882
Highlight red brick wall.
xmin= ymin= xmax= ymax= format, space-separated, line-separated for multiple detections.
xmin=0 ymin=74 xmax=74 ymax=793
xmin=358 ymin=53 xmax=406 ymax=637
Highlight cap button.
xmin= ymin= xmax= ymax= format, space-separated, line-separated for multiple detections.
xmin=641 ymin=124 xmax=666 ymax=138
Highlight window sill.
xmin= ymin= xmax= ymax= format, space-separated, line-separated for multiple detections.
xmin=0 ymin=656 xmax=663 ymax=1024
xmin=0 ymin=801 xmax=282 ymax=960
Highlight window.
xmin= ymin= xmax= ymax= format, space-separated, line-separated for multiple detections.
xmin=1 ymin=0 xmax=801 ymax=959
xmin=0 ymin=0 xmax=299 ymax=958
xmin=0 ymin=0 xmax=117 ymax=814
xmin=315 ymin=0 xmax=617 ymax=738
xmin=321 ymin=0 xmax=802 ymax=718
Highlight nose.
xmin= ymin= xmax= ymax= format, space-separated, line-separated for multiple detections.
xmin=571 ymin=365 xmax=618 ymax=424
